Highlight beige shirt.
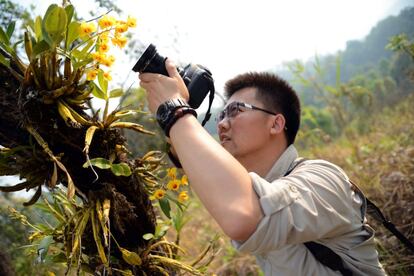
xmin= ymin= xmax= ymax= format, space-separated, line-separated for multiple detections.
xmin=232 ymin=145 xmax=386 ymax=276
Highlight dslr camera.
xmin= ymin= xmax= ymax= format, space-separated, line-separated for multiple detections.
xmin=132 ymin=44 xmax=215 ymax=111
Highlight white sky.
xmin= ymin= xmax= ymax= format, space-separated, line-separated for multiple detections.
xmin=17 ymin=0 xmax=412 ymax=94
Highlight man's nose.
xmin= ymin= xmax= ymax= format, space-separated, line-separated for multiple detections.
xmin=217 ymin=116 xmax=230 ymax=133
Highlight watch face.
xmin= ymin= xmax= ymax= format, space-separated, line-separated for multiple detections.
xmin=157 ymin=99 xmax=189 ymax=126
xmin=157 ymin=104 xmax=170 ymax=123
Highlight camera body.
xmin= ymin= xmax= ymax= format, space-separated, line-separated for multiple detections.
xmin=132 ymin=44 xmax=214 ymax=109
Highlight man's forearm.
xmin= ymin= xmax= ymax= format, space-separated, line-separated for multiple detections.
xmin=169 ymin=114 xmax=263 ymax=240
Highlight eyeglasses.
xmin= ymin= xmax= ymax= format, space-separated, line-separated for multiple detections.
xmin=216 ymin=101 xmax=277 ymax=123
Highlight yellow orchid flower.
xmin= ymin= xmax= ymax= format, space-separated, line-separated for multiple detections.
xmin=99 ymin=43 xmax=110 ymax=53
xmin=92 ymin=52 xmax=106 ymax=63
xmin=167 ymin=179 xmax=180 ymax=191
xmin=151 ymin=189 xmax=165 ymax=200
xmin=98 ymin=15 xmax=116 ymax=29
xmin=178 ymin=191 xmax=189 ymax=203
xmin=86 ymin=69 xmax=98 ymax=80
xmin=181 ymin=175 xmax=188 ymax=185
xmin=127 ymin=16 xmax=137 ymax=28
xmin=167 ymin=167 xmax=177 ymax=179
xmin=103 ymin=71 xmax=112 ymax=81
xmin=80 ymin=22 xmax=97 ymax=36
xmin=115 ymin=22 xmax=128 ymax=33
xmin=102 ymin=55 xmax=115 ymax=67
xmin=111 ymin=35 xmax=127 ymax=48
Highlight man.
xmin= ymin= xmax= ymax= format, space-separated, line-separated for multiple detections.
xmin=138 ymin=59 xmax=385 ymax=275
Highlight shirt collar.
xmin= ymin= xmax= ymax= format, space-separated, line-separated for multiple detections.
xmin=264 ymin=144 xmax=299 ymax=182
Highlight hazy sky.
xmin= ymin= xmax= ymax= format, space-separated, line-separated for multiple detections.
xmin=17 ymin=0 xmax=413 ymax=93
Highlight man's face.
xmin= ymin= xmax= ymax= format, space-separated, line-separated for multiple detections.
xmin=217 ymin=88 xmax=276 ymax=161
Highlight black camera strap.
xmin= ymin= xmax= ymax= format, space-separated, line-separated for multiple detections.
xmin=200 ymin=74 xmax=215 ymax=126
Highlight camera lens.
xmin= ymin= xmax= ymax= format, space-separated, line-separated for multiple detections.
xmin=132 ymin=44 xmax=169 ymax=76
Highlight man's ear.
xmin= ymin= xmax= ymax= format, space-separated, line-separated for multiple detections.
xmin=270 ymin=114 xmax=286 ymax=135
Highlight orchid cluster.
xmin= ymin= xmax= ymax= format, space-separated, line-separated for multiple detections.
xmin=79 ymin=14 xmax=137 ymax=81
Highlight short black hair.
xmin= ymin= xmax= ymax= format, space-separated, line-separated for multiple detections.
xmin=224 ymin=72 xmax=301 ymax=145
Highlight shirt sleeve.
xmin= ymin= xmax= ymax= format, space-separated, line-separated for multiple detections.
xmin=233 ymin=161 xmax=357 ymax=254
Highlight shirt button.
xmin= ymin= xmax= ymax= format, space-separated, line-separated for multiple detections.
xmin=289 ymin=185 xmax=298 ymax=193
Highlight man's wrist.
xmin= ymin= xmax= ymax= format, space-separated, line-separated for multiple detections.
xmin=156 ymin=98 xmax=197 ymax=137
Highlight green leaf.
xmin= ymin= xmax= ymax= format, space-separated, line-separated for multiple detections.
xmin=120 ymin=247 xmax=142 ymax=266
xmin=51 ymin=252 xmax=67 ymax=263
xmin=38 ymin=235 xmax=53 ymax=262
xmin=71 ymin=55 xmax=93 ymax=70
xmin=83 ymin=157 xmax=111 ymax=169
xmin=98 ymin=69 xmax=108 ymax=96
xmin=66 ymin=21 xmax=80 ymax=48
xmin=34 ymin=16 xmax=43 ymax=41
xmin=110 ymin=163 xmax=132 ymax=176
xmin=0 ymin=52 xmax=10 ymax=67
xmin=109 ymin=88 xmax=123 ymax=98
xmin=113 ymin=110 xmax=138 ymax=119
xmin=159 ymin=198 xmax=171 ymax=219
xmin=172 ymin=208 xmax=186 ymax=232
xmin=154 ymin=223 xmax=169 ymax=238
xmin=26 ymin=26 xmax=38 ymax=44
xmin=0 ymin=41 xmax=14 ymax=56
xmin=79 ymin=39 xmax=94 ymax=56
xmin=91 ymin=82 xmax=106 ymax=100
xmin=0 ymin=26 xmax=10 ymax=45
xmin=42 ymin=4 xmax=67 ymax=47
xmin=142 ymin=233 xmax=154 ymax=240
xmin=32 ymin=40 xmax=50 ymax=58
xmin=64 ymin=5 xmax=75 ymax=24
xmin=6 ymin=22 xmax=15 ymax=39
xmin=71 ymin=39 xmax=94 ymax=66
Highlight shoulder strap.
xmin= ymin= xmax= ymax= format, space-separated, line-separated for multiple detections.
xmin=283 ymin=157 xmax=307 ymax=176
xmin=285 ymin=159 xmax=414 ymax=274
xmin=304 ymin=242 xmax=353 ymax=276
xmin=284 ymin=158 xmax=353 ymax=275
xmin=350 ymin=181 xmax=414 ymax=254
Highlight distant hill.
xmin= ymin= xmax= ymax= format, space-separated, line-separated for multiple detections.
xmin=200 ymin=6 xmax=414 ymax=136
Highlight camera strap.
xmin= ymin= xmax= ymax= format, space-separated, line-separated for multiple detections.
xmin=200 ymin=73 xmax=215 ymax=126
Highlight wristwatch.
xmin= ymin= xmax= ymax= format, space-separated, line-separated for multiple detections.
xmin=156 ymin=98 xmax=197 ymax=137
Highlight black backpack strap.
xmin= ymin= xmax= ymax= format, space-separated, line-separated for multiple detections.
xmin=350 ymin=181 xmax=414 ymax=254
xmin=304 ymin=242 xmax=353 ymax=276
xmin=283 ymin=157 xmax=307 ymax=176
xmin=366 ymin=197 xmax=414 ymax=253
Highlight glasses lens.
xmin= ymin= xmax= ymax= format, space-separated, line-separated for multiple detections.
xmin=227 ymin=102 xmax=240 ymax=118
xmin=217 ymin=102 xmax=243 ymax=122
xmin=217 ymin=110 xmax=225 ymax=122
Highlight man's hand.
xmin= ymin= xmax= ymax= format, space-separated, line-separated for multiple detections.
xmin=138 ymin=59 xmax=189 ymax=113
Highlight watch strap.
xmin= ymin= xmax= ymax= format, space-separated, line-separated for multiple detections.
xmin=156 ymin=98 xmax=189 ymax=132
xmin=164 ymin=106 xmax=197 ymax=137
